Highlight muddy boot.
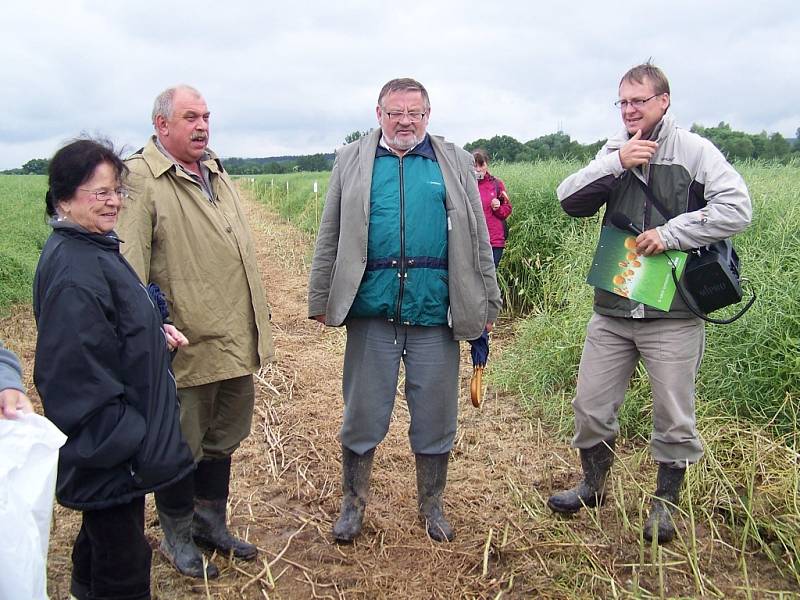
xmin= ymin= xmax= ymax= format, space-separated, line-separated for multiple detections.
xmin=547 ymin=439 xmax=615 ymax=514
xmin=193 ymin=457 xmax=258 ymax=560
xmin=416 ymin=452 xmax=455 ymax=542
xmin=333 ymin=445 xmax=375 ymax=543
xmin=158 ymin=509 xmax=219 ymax=579
xmin=644 ymin=464 xmax=686 ymax=544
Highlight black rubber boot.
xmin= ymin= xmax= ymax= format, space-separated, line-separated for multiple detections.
xmin=643 ymin=463 xmax=686 ymax=544
xmin=332 ymin=445 xmax=375 ymax=543
xmin=158 ymin=509 xmax=219 ymax=579
xmin=415 ymin=452 xmax=455 ymax=542
xmin=547 ymin=439 xmax=615 ymax=514
xmin=193 ymin=457 xmax=258 ymax=560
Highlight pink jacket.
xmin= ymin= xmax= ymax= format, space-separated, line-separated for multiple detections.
xmin=478 ymin=174 xmax=512 ymax=247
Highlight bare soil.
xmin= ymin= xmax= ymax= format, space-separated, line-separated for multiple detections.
xmin=3 ymin=189 xmax=797 ymax=599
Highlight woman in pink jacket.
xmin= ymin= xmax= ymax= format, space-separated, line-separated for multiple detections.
xmin=473 ymin=150 xmax=512 ymax=267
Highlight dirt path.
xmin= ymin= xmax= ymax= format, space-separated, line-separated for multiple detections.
xmin=4 ymin=189 xmax=796 ymax=599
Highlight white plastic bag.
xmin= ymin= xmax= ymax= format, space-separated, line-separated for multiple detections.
xmin=0 ymin=413 xmax=67 ymax=600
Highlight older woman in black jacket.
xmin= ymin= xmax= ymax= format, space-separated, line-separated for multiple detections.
xmin=33 ymin=138 xmax=194 ymax=600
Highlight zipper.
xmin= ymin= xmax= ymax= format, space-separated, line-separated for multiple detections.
xmin=394 ymin=157 xmax=407 ymax=323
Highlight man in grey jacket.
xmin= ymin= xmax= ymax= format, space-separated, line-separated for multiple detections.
xmin=548 ymin=62 xmax=751 ymax=544
xmin=1 ymin=341 xmax=33 ymax=419
xmin=308 ymin=78 xmax=501 ymax=543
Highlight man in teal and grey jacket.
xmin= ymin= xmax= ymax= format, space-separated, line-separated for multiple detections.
xmin=308 ymin=78 xmax=501 ymax=544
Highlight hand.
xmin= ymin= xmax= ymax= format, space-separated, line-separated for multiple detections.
xmin=635 ymin=229 xmax=666 ymax=256
xmin=619 ymin=129 xmax=658 ymax=170
xmin=491 ymin=198 xmax=501 ymax=210
xmin=163 ymin=324 xmax=189 ymax=351
xmin=485 ymin=322 xmax=494 ymax=333
xmin=0 ymin=388 xmax=34 ymax=419
xmin=311 ymin=315 xmax=326 ymax=325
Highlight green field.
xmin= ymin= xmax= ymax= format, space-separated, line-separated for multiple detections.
xmin=248 ymin=161 xmax=800 ymax=583
xmin=3 ymin=163 xmax=799 ymax=587
xmin=0 ymin=175 xmax=50 ymax=312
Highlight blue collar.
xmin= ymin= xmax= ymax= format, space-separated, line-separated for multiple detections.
xmin=375 ymin=134 xmax=437 ymax=161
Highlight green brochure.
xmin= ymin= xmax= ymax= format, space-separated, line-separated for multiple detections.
xmin=587 ymin=226 xmax=688 ymax=311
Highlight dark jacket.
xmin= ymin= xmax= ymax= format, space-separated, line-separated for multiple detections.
xmin=33 ymin=223 xmax=194 ymax=510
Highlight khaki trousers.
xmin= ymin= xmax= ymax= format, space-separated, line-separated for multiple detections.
xmin=178 ymin=374 xmax=255 ymax=461
xmin=572 ymin=313 xmax=705 ymax=468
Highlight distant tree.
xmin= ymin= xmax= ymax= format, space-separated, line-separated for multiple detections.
xmin=764 ymin=132 xmax=791 ymax=159
xmin=466 ymin=132 xmax=605 ymax=163
xmin=22 ymin=158 xmax=49 ymax=174
xmin=296 ymin=153 xmax=332 ymax=172
xmin=464 ymin=135 xmax=525 ymax=162
xmin=344 ymin=129 xmax=372 ymax=144
xmin=727 ymin=137 xmax=755 ymax=160
xmin=264 ymin=162 xmax=288 ymax=174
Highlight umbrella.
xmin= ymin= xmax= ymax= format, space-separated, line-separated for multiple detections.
xmin=147 ymin=283 xmax=170 ymax=322
xmin=467 ymin=329 xmax=490 ymax=407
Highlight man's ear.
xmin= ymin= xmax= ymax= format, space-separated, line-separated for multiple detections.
xmin=155 ymin=115 xmax=169 ymax=137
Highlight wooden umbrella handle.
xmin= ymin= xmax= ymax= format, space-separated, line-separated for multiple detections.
xmin=470 ymin=366 xmax=484 ymax=408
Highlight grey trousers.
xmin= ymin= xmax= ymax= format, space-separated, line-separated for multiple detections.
xmin=341 ymin=318 xmax=460 ymax=456
xmin=572 ymin=313 xmax=705 ymax=468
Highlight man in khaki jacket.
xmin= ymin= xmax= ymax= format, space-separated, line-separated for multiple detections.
xmin=118 ymin=85 xmax=274 ymax=579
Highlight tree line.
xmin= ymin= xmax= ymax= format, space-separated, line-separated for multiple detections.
xmin=1 ymin=154 xmax=334 ymax=176
xmin=4 ymin=124 xmax=797 ymax=176
xmin=464 ymin=125 xmax=800 ymax=164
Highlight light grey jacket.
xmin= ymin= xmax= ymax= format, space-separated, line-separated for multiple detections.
xmin=308 ymin=129 xmax=501 ymax=341
xmin=557 ymin=113 xmax=752 ymax=318
xmin=0 ymin=341 xmax=25 ymax=393
xmin=558 ymin=113 xmax=752 ymax=250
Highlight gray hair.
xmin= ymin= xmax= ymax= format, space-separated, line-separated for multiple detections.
xmin=378 ymin=78 xmax=430 ymax=111
xmin=151 ymin=85 xmax=203 ymax=125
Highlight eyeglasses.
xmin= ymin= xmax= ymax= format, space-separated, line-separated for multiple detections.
xmin=614 ymin=94 xmax=663 ymax=109
xmin=79 ymin=187 xmax=130 ymax=202
xmin=383 ymin=110 xmax=427 ymax=123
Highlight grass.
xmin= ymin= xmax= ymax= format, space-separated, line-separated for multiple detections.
xmin=248 ymin=162 xmax=800 ymax=590
xmin=0 ymin=175 xmax=50 ymax=314
xmin=3 ymin=161 xmax=798 ymax=595
xmin=490 ymin=159 xmax=800 ymax=588
xmin=236 ymin=172 xmax=328 ymax=235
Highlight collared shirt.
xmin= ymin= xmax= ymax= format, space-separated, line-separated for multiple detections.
xmin=154 ymin=137 xmax=214 ymax=201
xmin=379 ymin=135 xmax=424 ymax=157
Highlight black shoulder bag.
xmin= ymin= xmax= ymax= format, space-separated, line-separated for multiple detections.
xmin=635 ymin=178 xmax=755 ymax=324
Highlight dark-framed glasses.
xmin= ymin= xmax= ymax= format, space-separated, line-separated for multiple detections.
xmin=614 ymin=94 xmax=663 ymax=109
xmin=79 ymin=187 xmax=130 ymax=202
xmin=383 ymin=110 xmax=427 ymax=123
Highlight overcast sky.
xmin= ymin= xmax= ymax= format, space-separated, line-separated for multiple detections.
xmin=1 ymin=1 xmax=797 ymax=169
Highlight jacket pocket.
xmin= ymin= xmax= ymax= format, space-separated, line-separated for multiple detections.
xmin=63 ymin=402 xmax=146 ymax=470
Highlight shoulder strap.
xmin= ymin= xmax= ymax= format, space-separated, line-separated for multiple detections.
xmin=633 ymin=176 xmax=756 ymax=323
xmin=634 ymin=175 xmax=673 ymax=221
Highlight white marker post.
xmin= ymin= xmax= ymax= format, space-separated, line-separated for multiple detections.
xmin=314 ymin=180 xmax=319 ymax=228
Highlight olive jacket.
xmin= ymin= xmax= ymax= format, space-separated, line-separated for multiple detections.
xmin=117 ymin=137 xmax=274 ymax=387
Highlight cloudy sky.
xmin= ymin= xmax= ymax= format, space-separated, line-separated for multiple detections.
xmin=1 ymin=1 xmax=797 ymax=169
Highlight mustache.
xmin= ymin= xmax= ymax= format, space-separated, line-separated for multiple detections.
xmin=190 ymin=132 xmax=208 ymax=141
